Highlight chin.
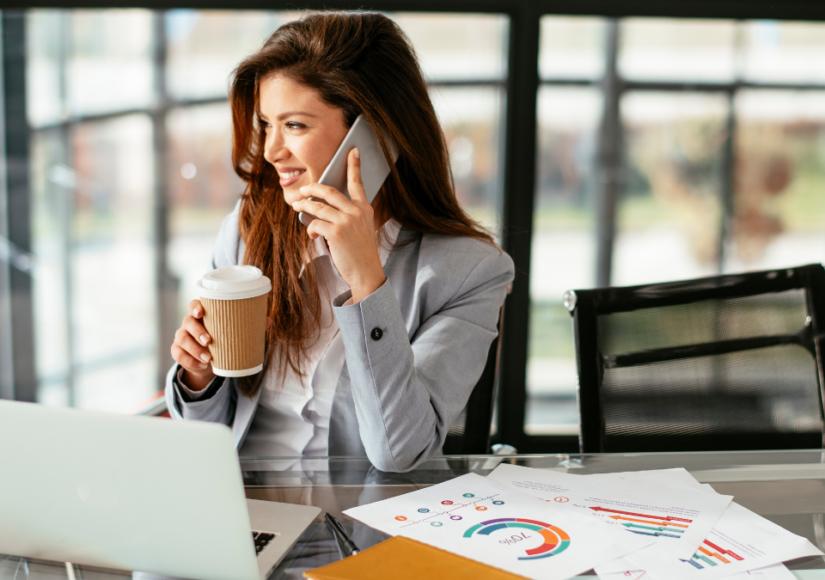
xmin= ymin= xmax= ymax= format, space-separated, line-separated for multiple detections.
xmin=283 ymin=189 xmax=301 ymax=205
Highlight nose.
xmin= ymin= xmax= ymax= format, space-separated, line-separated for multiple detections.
xmin=263 ymin=129 xmax=287 ymax=166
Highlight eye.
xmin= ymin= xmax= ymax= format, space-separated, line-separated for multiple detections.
xmin=257 ymin=118 xmax=271 ymax=131
xmin=284 ymin=121 xmax=307 ymax=131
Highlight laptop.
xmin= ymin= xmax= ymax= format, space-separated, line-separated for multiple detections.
xmin=0 ymin=399 xmax=320 ymax=580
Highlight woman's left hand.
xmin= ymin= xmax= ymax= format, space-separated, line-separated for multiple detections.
xmin=291 ymin=148 xmax=386 ymax=303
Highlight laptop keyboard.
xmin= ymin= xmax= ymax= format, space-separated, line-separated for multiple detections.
xmin=252 ymin=531 xmax=279 ymax=556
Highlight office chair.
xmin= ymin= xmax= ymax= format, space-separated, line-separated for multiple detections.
xmin=566 ymin=264 xmax=825 ymax=453
xmin=442 ymin=301 xmax=507 ymax=455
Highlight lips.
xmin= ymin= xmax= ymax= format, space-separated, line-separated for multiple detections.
xmin=277 ymin=168 xmax=306 ymax=188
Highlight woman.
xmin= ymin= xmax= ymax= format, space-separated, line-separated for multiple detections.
xmin=166 ymin=11 xmax=514 ymax=473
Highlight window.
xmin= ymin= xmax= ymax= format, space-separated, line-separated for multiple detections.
xmin=524 ymin=16 xmax=825 ymax=441
xmin=3 ymin=6 xmax=824 ymax=453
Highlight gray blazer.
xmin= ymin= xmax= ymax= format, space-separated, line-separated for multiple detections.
xmin=165 ymin=205 xmax=514 ymax=472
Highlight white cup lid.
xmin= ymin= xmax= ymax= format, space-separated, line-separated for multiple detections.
xmin=197 ymin=265 xmax=272 ymax=300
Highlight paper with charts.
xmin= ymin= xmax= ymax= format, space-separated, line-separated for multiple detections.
xmin=487 ymin=464 xmax=733 ymax=561
xmin=586 ymin=467 xmax=709 ymax=490
xmin=343 ymin=473 xmax=652 ymax=580
xmin=605 ymin=501 xmax=823 ymax=580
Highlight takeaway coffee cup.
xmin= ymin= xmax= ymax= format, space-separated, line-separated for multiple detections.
xmin=196 ymin=265 xmax=272 ymax=377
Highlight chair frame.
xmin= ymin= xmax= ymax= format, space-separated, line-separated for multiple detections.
xmin=567 ymin=263 xmax=825 ymax=453
xmin=443 ymin=301 xmax=506 ymax=455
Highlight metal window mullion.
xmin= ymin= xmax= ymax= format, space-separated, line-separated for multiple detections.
xmin=0 ymin=11 xmax=11 ymax=401
xmin=540 ymin=80 xmax=825 ymax=92
xmin=1 ymin=11 xmax=35 ymax=402
xmin=595 ymin=19 xmax=622 ymax=288
xmin=152 ymin=11 xmax=178 ymax=392
xmin=718 ymin=21 xmax=744 ymax=274
xmin=29 ymin=95 xmax=231 ymax=134
xmin=624 ymin=81 xmax=825 ymax=92
xmin=58 ymin=10 xmax=77 ymax=406
xmin=717 ymin=89 xmax=736 ymax=273
xmin=497 ymin=5 xmax=540 ymax=449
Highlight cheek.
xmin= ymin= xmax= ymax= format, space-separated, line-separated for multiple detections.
xmin=304 ymin=133 xmax=347 ymax=182
xmin=300 ymin=147 xmax=329 ymax=182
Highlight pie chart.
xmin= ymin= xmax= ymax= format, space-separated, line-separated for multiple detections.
xmin=463 ymin=518 xmax=571 ymax=560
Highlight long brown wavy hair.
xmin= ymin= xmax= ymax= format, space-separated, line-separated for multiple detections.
xmin=230 ymin=11 xmax=495 ymax=397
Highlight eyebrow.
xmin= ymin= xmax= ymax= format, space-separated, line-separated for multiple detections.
xmin=271 ymin=111 xmax=319 ymax=121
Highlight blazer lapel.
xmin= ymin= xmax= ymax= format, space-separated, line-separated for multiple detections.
xmin=232 ymin=378 xmax=263 ymax=449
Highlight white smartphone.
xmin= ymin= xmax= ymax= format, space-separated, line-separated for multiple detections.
xmin=298 ymin=114 xmax=399 ymax=226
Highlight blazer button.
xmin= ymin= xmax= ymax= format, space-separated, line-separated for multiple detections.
xmin=370 ymin=327 xmax=383 ymax=341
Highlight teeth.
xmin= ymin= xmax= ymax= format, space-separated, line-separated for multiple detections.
xmin=280 ymin=170 xmax=304 ymax=179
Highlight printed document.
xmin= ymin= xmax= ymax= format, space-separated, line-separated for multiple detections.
xmin=605 ymin=501 xmax=823 ymax=580
xmin=488 ymin=463 xmax=733 ymax=561
xmin=344 ymin=473 xmax=651 ymax=580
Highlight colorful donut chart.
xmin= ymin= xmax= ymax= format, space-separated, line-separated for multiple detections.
xmin=463 ymin=518 xmax=571 ymax=560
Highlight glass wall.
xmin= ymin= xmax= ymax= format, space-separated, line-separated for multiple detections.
xmin=28 ymin=11 xmax=159 ymax=412
xmin=728 ymin=91 xmax=825 ymax=271
xmin=614 ymin=91 xmax=728 ymax=286
xmin=526 ymin=17 xmax=605 ymax=435
xmin=526 ymin=16 xmax=825 ymax=435
xmin=398 ymin=13 xmax=508 ymax=235
xmin=14 ymin=8 xmax=825 ymax=445
xmin=528 ymin=86 xmax=600 ymax=434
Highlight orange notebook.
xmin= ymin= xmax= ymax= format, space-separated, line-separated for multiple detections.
xmin=303 ymin=536 xmax=528 ymax=580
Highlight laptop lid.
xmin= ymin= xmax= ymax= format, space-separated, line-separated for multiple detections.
xmin=0 ymin=400 xmax=260 ymax=580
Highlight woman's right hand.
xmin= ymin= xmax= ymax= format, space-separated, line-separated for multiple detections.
xmin=171 ymin=299 xmax=215 ymax=391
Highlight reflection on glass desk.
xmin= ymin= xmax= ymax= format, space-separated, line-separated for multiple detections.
xmin=3 ymin=450 xmax=825 ymax=579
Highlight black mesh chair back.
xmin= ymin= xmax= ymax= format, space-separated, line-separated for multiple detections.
xmin=442 ymin=302 xmax=506 ymax=454
xmin=567 ymin=264 xmax=825 ymax=453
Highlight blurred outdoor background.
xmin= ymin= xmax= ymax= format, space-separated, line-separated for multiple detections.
xmin=6 ymin=10 xmax=825 ymax=442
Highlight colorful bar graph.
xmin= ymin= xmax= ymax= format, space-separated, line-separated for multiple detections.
xmin=622 ymin=523 xmax=685 ymax=534
xmin=610 ymin=515 xmax=689 ymax=528
xmin=589 ymin=506 xmax=693 ymax=523
xmin=683 ymin=538 xmax=747 ymax=571
xmin=698 ymin=545 xmax=731 ymax=564
xmin=703 ymin=539 xmax=744 ymax=561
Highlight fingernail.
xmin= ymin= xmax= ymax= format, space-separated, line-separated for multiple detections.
xmin=193 ymin=307 xmax=200 ymax=316
xmin=292 ymin=202 xmax=299 ymax=210
xmin=353 ymin=148 xmax=360 ymax=159
xmin=199 ymin=362 xmax=208 ymax=369
xmin=200 ymin=353 xmax=210 ymax=362
xmin=200 ymin=334 xmax=209 ymax=345
xmin=299 ymin=186 xmax=308 ymax=193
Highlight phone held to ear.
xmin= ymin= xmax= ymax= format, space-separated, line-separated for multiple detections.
xmin=298 ymin=114 xmax=400 ymax=227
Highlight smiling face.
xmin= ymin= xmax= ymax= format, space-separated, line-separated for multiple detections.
xmin=258 ymin=74 xmax=350 ymax=205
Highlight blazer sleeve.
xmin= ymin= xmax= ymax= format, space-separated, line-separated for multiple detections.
xmin=333 ymin=248 xmax=514 ymax=472
xmin=165 ymin=204 xmax=242 ymax=424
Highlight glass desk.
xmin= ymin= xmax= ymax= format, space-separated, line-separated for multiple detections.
xmin=3 ymin=450 xmax=825 ymax=579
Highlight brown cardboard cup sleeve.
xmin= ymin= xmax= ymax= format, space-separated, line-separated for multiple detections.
xmin=196 ymin=265 xmax=272 ymax=378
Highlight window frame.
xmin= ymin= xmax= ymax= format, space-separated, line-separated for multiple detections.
xmin=2 ymin=2 xmax=825 ymax=454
